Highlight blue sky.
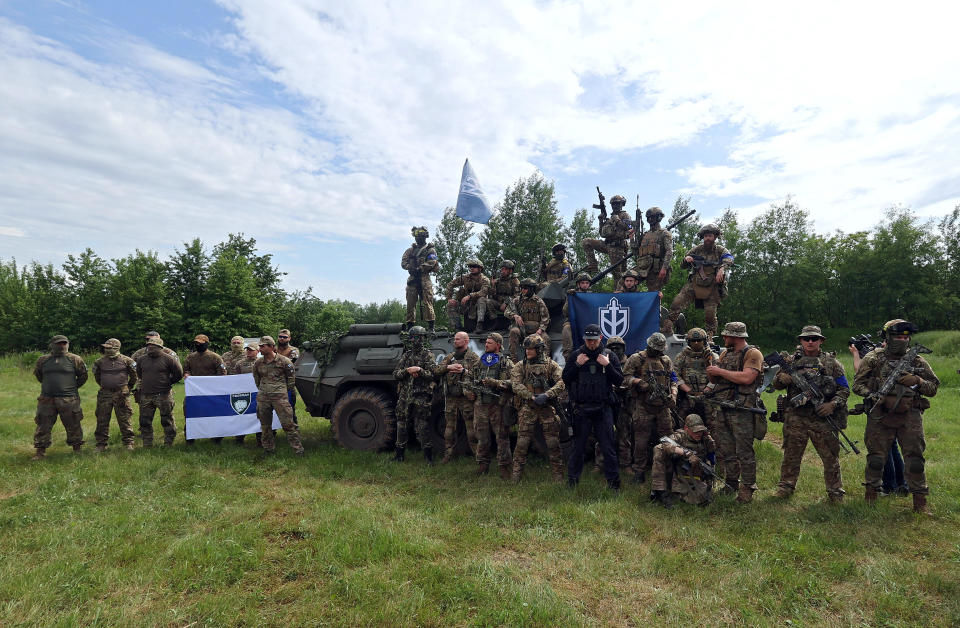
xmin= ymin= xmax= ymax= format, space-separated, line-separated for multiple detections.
xmin=2 ymin=1 xmax=959 ymax=302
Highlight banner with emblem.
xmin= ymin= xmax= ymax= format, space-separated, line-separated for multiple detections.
xmin=183 ymin=374 xmax=282 ymax=439
xmin=567 ymin=292 xmax=661 ymax=356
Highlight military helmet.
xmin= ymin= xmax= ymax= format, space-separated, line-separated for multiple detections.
xmin=500 ymin=259 xmax=515 ymax=269
xmin=646 ymin=206 xmax=664 ymax=219
xmin=575 ymin=272 xmax=591 ymax=283
xmin=466 ymin=258 xmax=484 ymax=269
xmin=610 ymin=194 xmax=627 ymax=205
xmin=623 ymin=269 xmax=640 ymax=280
xmin=646 ymin=332 xmax=667 ymax=351
xmin=698 ymin=223 xmax=722 ymax=238
xmin=101 ymin=338 xmax=122 ymax=349
xmin=684 ymin=414 xmax=709 ymax=433
xmin=720 ymin=321 xmax=749 ymax=338
xmin=882 ymin=319 xmax=918 ymax=337
xmin=519 ymin=277 xmax=537 ymax=289
xmin=797 ymin=325 xmax=825 ymax=340
xmin=606 ymin=336 xmax=626 ymax=348
xmin=686 ymin=327 xmax=708 ymax=342
xmin=523 ymin=334 xmax=546 ymax=351
xmin=411 ymin=226 xmax=429 ymax=238
xmin=552 ymin=243 xmax=566 ymax=253
xmin=408 ymin=325 xmax=427 ymax=337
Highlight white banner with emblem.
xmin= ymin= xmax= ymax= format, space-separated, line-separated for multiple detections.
xmin=183 ymin=374 xmax=281 ymax=439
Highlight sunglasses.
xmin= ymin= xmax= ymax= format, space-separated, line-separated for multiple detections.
xmin=278 ymin=335 xmax=290 ymax=339
xmin=800 ymin=337 xmax=822 ymax=342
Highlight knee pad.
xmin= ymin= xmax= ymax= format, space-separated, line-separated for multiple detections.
xmin=906 ymin=456 xmax=925 ymax=474
xmin=866 ymin=454 xmax=885 ymax=471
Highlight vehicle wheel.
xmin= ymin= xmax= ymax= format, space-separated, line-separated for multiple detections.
xmin=330 ymin=387 xmax=395 ymax=451
xmin=429 ymin=405 xmax=473 ymax=455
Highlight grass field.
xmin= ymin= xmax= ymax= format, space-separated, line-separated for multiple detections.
xmin=0 ymin=333 xmax=958 ymax=626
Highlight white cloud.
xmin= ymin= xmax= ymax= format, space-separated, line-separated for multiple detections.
xmin=0 ymin=226 xmax=26 ymax=238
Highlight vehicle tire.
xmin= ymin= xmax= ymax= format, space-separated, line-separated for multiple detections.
xmin=330 ymin=387 xmax=395 ymax=451
xmin=429 ymin=404 xmax=473 ymax=455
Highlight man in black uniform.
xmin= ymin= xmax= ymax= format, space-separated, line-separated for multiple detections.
xmin=562 ymin=324 xmax=624 ymax=490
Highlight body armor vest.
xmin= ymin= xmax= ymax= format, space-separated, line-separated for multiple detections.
xmin=573 ymin=351 xmax=612 ymax=405
xmin=716 ymin=345 xmax=758 ymax=405
xmin=679 ymin=349 xmax=711 ymax=394
xmin=788 ymin=352 xmax=837 ymax=405
xmin=401 ymin=349 xmax=434 ymax=395
xmin=641 ymin=352 xmax=672 ymax=407
xmin=520 ymin=360 xmax=552 ymax=394
xmin=518 ymin=297 xmax=542 ymax=322
xmin=98 ymin=356 xmax=130 ymax=389
xmin=636 ymin=229 xmax=665 ymax=274
xmin=493 ymin=278 xmax=517 ymax=302
xmin=478 ymin=353 xmax=507 ymax=404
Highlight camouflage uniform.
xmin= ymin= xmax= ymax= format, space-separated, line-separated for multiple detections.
xmin=853 ymin=335 xmax=939 ymax=500
xmin=540 ymin=246 xmax=572 ymax=289
xmin=511 ymin=336 xmax=566 ymax=482
xmin=478 ymin=266 xmax=519 ymax=330
xmin=445 ymin=268 xmax=491 ymax=330
xmin=772 ymin=334 xmax=850 ymax=501
xmin=135 ymin=341 xmax=183 ymax=446
xmin=277 ymin=331 xmax=301 ymax=425
xmin=628 ymin=208 xmax=673 ymax=292
xmin=674 ymin=334 xmax=721 ymax=470
xmin=252 ymin=345 xmax=303 ymax=454
xmin=561 ymin=274 xmax=592 ymax=361
xmin=222 ymin=348 xmax=246 ymax=374
xmin=401 ymin=228 xmax=439 ymax=325
xmin=32 ymin=337 xmax=88 ymax=453
xmin=435 ymin=348 xmax=481 ymax=461
xmin=184 ymin=350 xmax=227 ymax=377
xmin=393 ymin=336 xmax=437 ymax=455
xmin=131 ymin=344 xmax=179 ymax=364
xmin=663 ymin=225 xmax=734 ymax=339
xmin=650 ymin=416 xmax=717 ymax=506
xmin=622 ymin=338 xmax=678 ymax=478
xmin=92 ymin=339 xmax=138 ymax=449
xmin=582 ymin=199 xmax=633 ymax=285
xmin=506 ymin=286 xmax=550 ymax=361
xmin=472 ymin=342 xmax=514 ymax=473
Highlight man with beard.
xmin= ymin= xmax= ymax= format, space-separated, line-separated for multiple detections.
xmin=477 ymin=260 xmax=519 ymax=331
xmin=622 ymin=332 xmax=678 ymax=483
xmin=705 ymin=322 xmax=763 ymax=503
xmin=92 ymin=338 xmax=138 ymax=453
xmin=31 ymin=335 xmax=88 ymax=459
xmin=392 ymin=326 xmax=437 ymax=464
xmin=506 ymin=278 xmax=550 ymax=361
xmin=184 ymin=333 xmax=227 ymax=444
xmin=136 ymin=337 xmax=184 ymax=447
xmin=540 ymin=243 xmax=572 ymax=287
xmin=401 ymin=226 xmax=440 ymax=331
xmin=446 ymin=259 xmax=492 ymax=332
xmin=472 ymin=332 xmax=514 ymax=477
xmin=662 ymin=224 xmax=734 ymax=340
xmin=435 ymin=331 xmax=481 ymax=463
xmin=562 ymin=324 xmax=623 ymax=491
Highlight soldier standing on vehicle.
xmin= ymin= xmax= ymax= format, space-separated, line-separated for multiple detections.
xmin=510 ymin=335 xmax=566 ymax=483
xmin=622 ymin=332 xmax=678 ymax=483
xmin=853 ymin=319 xmax=939 ymax=514
xmin=252 ymin=336 xmax=304 ymax=456
xmin=136 ymin=337 xmax=183 ymax=447
xmin=704 ymin=322 xmax=763 ymax=503
xmin=649 ymin=414 xmax=717 ymax=508
xmin=477 ymin=260 xmax=519 ymax=332
xmin=540 ymin=243 xmax=572 ymax=288
xmin=472 ymin=332 xmax=514 ymax=477
xmin=614 ymin=270 xmax=642 ymax=293
xmin=582 ymin=194 xmax=634 ymax=286
xmin=184 ymin=334 xmax=227 ymax=444
xmin=446 ymin=260 xmax=492 ymax=333
xmin=392 ymin=326 xmax=437 ymax=464
xmin=222 ymin=336 xmax=246 ymax=374
xmin=435 ymin=331 xmax=481 ymax=463
xmin=506 ymin=278 xmax=550 ymax=361
xmin=401 ymin=226 xmax=440 ymax=331
xmin=630 ymin=206 xmax=673 ymax=293
xmin=31 ymin=335 xmax=88 ymax=460
xmin=662 ymin=224 xmax=734 ymax=340
xmin=562 ymin=324 xmax=623 ymax=490
xmin=561 ymin=272 xmax=593 ymax=361
xmin=92 ymin=338 xmax=137 ymax=453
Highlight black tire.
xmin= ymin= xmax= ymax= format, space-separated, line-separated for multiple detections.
xmin=331 ymin=387 xmax=396 ymax=451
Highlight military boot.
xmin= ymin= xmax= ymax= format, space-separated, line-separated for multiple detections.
xmin=125 ymin=443 xmax=135 ymax=452
xmin=864 ymin=486 xmax=878 ymax=504
xmin=441 ymin=451 xmax=453 ymax=464
xmin=773 ymin=485 xmax=793 ymax=499
xmin=631 ymin=471 xmax=646 ymax=484
xmin=95 ymin=444 xmax=107 ymax=453
xmin=498 ymin=465 xmax=511 ymax=480
xmin=475 ymin=462 xmax=489 ymax=475
xmin=913 ymin=493 xmax=932 ymax=515
xmin=72 ymin=444 xmax=83 ymax=454
xmin=736 ymin=486 xmax=754 ymax=504
xmin=30 ymin=448 xmax=46 ymax=461
xmin=392 ymin=446 xmax=405 ymax=462
xmin=423 ymin=447 xmax=434 ymax=466
xmin=828 ymin=493 xmax=844 ymax=505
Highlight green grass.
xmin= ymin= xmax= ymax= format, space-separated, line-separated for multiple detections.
xmin=1 ymin=334 xmax=958 ymax=626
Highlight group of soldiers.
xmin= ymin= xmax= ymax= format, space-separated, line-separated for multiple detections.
xmin=30 ymin=329 xmax=305 ymax=459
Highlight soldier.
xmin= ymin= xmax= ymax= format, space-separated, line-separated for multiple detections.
xmin=136 ymin=337 xmax=183 ymax=447
xmin=91 ymin=338 xmax=137 ymax=452
xmin=31 ymin=335 xmax=87 ymax=459
xmin=445 ymin=259 xmax=492 ymax=332
xmin=662 ymin=224 xmax=734 ymax=340
xmin=582 ymin=194 xmax=634 ymax=286
xmin=252 ymin=335 xmax=304 ymax=456
xmin=674 ymin=327 xmax=721 ymax=472
xmin=622 ymin=332 xmax=678 ymax=483
xmin=614 ymin=269 xmax=642 ymax=293
xmin=183 ymin=334 xmax=227 ymax=444
xmin=770 ymin=325 xmax=850 ymax=503
xmin=506 ymin=278 xmax=550 ymax=361
xmin=277 ymin=329 xmax=301 ymax=427
xmin=232 ymin=342 xmax=265 ymax=445
xmin=649 ymin=414 xmax=717 ymax=508
xmin=392 ymin=326 xmax=437 ymax=464
xmin=222 ymin=336 xmax=246 ymax=374
xmin=511 ymin=334 xmax=566 ymax=482
xmin=853 ymin=319 xmax=940 ymax=514
xmin=562 ymin=324 xmax=624 ymax=490
xmin=130 ymin=330 xmax=179 ymax=363
xmin=472 ymin=332 xmax=514 ymax=478
xmin=540 ymin=243 xmax=572 ymax=287
xmin=435 ymin=331 xmax=481 ymax=463
xmin=401 ymin=226 xmax=440 ymax=331
xmin=704 ymin=322 xmax=763 ymax=503
xmin=561 ymin=272 xmax=593 ymax=361
xmin=477 ymin=260 xmax=519 ymax=331
xmin=630 ymin=206 xmax=673 ymax=293
xmin=604 ymin=336 xmax=634 ymax=470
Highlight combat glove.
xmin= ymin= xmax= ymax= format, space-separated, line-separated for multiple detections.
xmin=533 ymin=393 xmax=549 ymax=407
xmin=898 ymin=374 xmax=921 ymax=386
xmin=815 ymin=401 xmax=835 ymax=417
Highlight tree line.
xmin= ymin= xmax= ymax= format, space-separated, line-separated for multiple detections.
xmin=2 ymin=173 xmax=957 ymax=353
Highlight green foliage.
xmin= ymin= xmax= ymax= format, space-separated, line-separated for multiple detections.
xmin=432 ymin=206 xmax=476 ymax=289
xmin=561 ymin=207 xmax=596 ymax=271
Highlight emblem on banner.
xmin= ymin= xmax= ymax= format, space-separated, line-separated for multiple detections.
xmin=599 ymin=297 xmax=630 ymax=338
xmin=230 ymin=392 xmax=252 ymax=415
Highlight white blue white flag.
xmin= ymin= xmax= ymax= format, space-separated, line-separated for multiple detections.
xmin=183 ymin=374 xmax=281 ymax=440
xmin=455 ymin=158 xmax=493 ymax=224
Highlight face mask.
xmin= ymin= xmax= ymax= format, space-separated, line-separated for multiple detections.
xmin=688 ymin=341 xmax=704 ymax=351
xmin=104 ymin=347 xmax=119 ymax=358
xmin=147 ymin=346 xmax=162 ymax=357
xmin=52 ymin=343 xmax=68 ymax=356
xmin=232 ymin=344 xmax=244 ymax=354
xmin=646 ymin=348 xmax=663 ymax=358
xmin=887 ymin=337 xmax=909 ymax=355
xmin=195 ymin=342 xmax=209 ymax=353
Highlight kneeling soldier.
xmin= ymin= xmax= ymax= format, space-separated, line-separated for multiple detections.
xmin=650 ymin=414 xmax=717 ymax=507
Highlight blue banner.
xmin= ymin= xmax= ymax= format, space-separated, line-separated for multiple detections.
xmin=568 ymin=292 xmax=660 ymax=356
xmin=455 ymin=158 xmax=493 ymax=224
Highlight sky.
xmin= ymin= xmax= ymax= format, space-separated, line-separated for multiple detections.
xmin=2 ymin=1 xmax=958 ymax=302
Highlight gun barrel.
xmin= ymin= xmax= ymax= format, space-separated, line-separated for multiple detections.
xmin=666 ymin=209 xmax=696 ymax=230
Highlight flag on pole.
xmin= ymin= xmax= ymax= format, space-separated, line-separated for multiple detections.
xmin=183 ymin=374 xmax=281 ymax=439
xmin=455 ymin=158 xmax=493 ymax=224
xmin=567 ymin=292 xmax=661 ymax=356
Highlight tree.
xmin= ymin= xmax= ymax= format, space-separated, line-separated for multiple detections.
xmin=109 ymin=250 xmax=176 ymax=349
xmin=432 ymin=207 xmax=476 ymax=290
xmin=167 ymin=239 xmax=209 ymax=345
xmin=561 ymin=208 xmax=595 ymax=271
xmin=61 ymin=248 xmax=113 ymax=348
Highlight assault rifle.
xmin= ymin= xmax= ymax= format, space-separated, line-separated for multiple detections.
xmin=462 ymin=380 xmax=501 ymax=399
xmin=644 ymin=370 xmax=685 ymax=428
xmin=864 ymin=343 xmax=932 ymax=421
xmin=634 ymin=195 xmax=645 ymax=247
xmin=764 ymin=352 xmax=860 ymax=454
xmin=660 ymin=436 xmax=736 ymax=493
xmin=537 ymin=245 xmax=547 ymax=283
xmin=702 ymin=396 xmax=767 ymax=415
xmin=593 ymin=186 xmax=608 ymax=232
xmin=848 ymin=333 xmax=878 ymax=359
